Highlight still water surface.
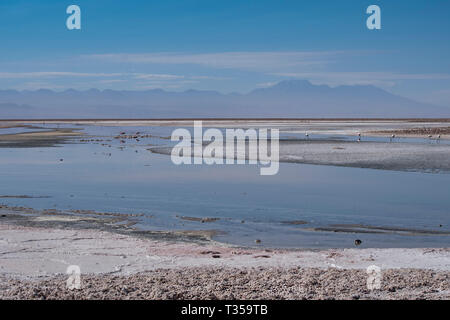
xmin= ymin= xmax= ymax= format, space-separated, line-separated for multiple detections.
xmin=0 ymin=124 xmax=448 ymax=248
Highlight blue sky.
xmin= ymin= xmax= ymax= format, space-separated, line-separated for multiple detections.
xmin=1 ymin=0 xmax=450 ymax=106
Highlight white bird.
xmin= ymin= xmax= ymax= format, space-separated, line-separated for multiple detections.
xmin=390 ymin=134 xmax=395 ymax=142
xmin=305 ymin=132 xmax=309 ymax=139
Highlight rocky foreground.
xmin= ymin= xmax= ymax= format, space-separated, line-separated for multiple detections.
xmin=1 ymin=268 xmax=449 ymax=300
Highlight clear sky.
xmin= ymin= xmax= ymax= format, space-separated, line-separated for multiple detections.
xmin=1 ymin=0 xmax=450 ymax=106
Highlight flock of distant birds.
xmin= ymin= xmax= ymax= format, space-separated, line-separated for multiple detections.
xmin=304 ymin=132 xmax=441 ymax=143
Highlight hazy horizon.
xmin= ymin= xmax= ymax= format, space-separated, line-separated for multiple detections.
xmin=1 ymin=79 xmax=450 ymax=119
xmin=1 ymin=0 xmax=450 ymax=111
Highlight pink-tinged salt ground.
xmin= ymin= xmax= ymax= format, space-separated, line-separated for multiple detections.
xmin=1 ymin=223 xmax=449 ymax=279
xmin=0 ymin=223 xmax=450 ymax=299
xmin=1 ymin=223 xmax=449 ymax=299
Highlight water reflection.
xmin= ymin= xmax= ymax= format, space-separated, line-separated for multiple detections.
xmin=0 ymin=124 xmax=448 ymax=248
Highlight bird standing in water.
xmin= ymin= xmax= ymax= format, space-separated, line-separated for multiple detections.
xmin=390 ymin=134 xmax=395 ymax=142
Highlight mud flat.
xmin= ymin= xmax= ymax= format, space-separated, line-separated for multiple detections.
xmin=151 ymin=138 xmax=450 ymax=173
xmin=0 ymin=127 xmax=82 ymax=148
xmin=309 ymin=224 xmax=450 ymax=236
xmin=369 ymin=126 xmax=450 ymax=139
xmin=3 ymin=119 xmax=450 ymax=172
xmin=278 ymin=140 xmax=450 ymax=172
xmin=4 ymin=118 xmax=450 ymax=137
xmin=178 ymin=215 xmax=221 ymax=223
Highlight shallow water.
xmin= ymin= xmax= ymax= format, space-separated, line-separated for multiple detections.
xmin=0 ymin=124 xmax=449 ymax=248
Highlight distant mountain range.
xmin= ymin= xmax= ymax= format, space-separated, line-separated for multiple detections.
xmin=1 ymin=80 xmax=449 ymax=118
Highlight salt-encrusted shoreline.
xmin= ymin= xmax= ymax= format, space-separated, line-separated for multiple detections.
xmin=0 ymin=221 xmax=449 ymax=299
